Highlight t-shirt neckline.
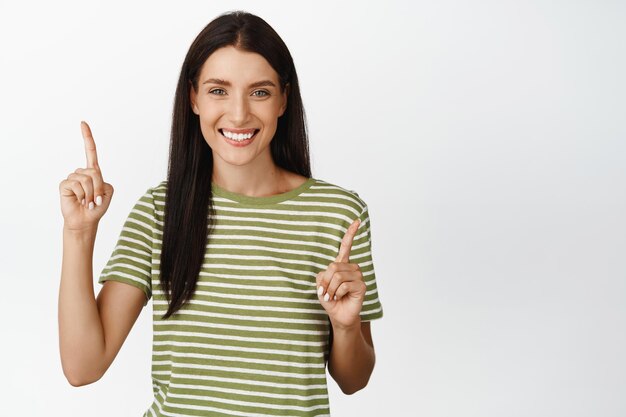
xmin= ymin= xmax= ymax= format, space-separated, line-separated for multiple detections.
xmin=210 ymin=177 xmax=316 ymax=205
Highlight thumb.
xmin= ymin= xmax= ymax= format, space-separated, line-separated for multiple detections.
xmin=100 ymin=182 xmax=114 ymax=207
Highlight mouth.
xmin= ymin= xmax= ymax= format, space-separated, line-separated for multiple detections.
xmin=219 ymin=128 xmax=259 ymax=144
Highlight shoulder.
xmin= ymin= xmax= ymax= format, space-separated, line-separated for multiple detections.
xmin=151 ymin=180 xmax=168 ymax=194
xmin=146 ymin=178 xmax=370 ymax=214
xmin=309 ymin=177 xmax=369 ymax=215
xmin=143 ymin=180 xmax=168 ymax=201
xmin=134 ymin=181 xmax=167 ymax=218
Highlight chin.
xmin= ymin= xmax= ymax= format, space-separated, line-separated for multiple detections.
xmin=213 ymin=150 xmax=256 ymax=166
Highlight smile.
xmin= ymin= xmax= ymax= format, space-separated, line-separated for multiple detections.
xmin=219 ymin=129 xmax=259 ymax=145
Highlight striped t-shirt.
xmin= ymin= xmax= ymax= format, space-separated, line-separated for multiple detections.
xmin=98 ymin=177 xmax=383 ymax=417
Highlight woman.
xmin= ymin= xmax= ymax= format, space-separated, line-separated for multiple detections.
xmin=59 ymin=10 xmax=383 ymax=416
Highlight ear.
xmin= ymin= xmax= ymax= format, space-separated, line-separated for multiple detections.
xmin=279 ymin=83 xmax=290 ymax=117
xmin=189 ymin=81 xmax=199 ymax=115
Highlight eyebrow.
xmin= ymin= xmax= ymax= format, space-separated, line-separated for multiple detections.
xmin=202 ymin=78 xmax=277 ymax=88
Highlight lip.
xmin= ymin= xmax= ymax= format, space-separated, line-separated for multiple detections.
xmin=219 ymin=128 xmax=259 ymax=147
xmin=220 ymin=127 xmax=258 ymax=134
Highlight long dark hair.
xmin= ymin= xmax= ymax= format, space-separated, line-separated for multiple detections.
xmin=159 ymin=11 xmax=311 ymax=319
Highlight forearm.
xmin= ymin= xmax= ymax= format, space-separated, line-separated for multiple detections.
xmin=58 ymin=226 xmax=106 ymax=386
xmin=327 ymin=320 xmax=375 ymax=395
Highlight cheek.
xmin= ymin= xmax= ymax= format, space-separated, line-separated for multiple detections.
xmin=255 ymin=104 xmax=282 ymax=125
xmin=197 ymin=114 xmax=222 ymax=143
xmin=198 ymin=107 xmax=221 ymax=128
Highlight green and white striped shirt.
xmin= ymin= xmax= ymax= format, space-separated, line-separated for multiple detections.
xmin=98 ymin=177 xmax=383 ymax=417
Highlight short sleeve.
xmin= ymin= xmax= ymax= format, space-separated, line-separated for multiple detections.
xmin=97 ymin=187 xmax=155 ymax=307
xmin=352 ymin=203 xmax=383 ymax=321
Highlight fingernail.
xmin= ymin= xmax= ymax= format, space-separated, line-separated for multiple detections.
xmin=81 ymin=198 xmax=85 ymax=206
xmin=324 ymin=293 xmax=330 ymax=302
xmin=334 ymin=295 xmax=337 ymax=301
xmin=89 ymin=201 xmax=94 ymax=210
xmin=317 ymin=286 xmax=324 ymax=296
xmin=96 ymin=195 xmax=102 ymax=206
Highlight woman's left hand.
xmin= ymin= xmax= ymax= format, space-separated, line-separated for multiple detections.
xmin=316 ymin=218 xmax=367 ymax=331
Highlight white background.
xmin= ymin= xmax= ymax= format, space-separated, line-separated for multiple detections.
xmin=1 ymin=0 xmax=625 ymax=416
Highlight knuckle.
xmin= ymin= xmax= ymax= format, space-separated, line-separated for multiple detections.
xmin=81 ymin=179 xmax=93 ymax=193
xmin=85 ymin=167 xmax=97 ymax=176
xmin=336 ymin=284 xmax=346 ymax=297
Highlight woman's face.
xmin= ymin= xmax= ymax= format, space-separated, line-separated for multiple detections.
xmin=190 ymin=45 xmax=288 ymax=170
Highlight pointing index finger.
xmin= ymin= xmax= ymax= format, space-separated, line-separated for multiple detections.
xmin=81 ymin=121 xmax=99 ymax=169
xmin=335 ymin=218 xmax=361 ymax=263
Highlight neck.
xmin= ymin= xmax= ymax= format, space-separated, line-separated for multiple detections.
xmin=211 ymin=151 xmax=285 ymax=197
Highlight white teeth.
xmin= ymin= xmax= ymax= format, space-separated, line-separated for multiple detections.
xmin=222 ymin=130 xmax=255 ymax=141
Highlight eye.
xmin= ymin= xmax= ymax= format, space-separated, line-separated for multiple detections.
xmin=253 ymin=90 xmax=270 ymax=97
xmin=209 ymin=88 xmax=226 ymax=95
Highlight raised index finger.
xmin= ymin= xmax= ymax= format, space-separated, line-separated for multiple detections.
xmin=81 ymin=121 xmax=99 ymax=169
xmin=335 ymin=218 xmax=361 ymax=263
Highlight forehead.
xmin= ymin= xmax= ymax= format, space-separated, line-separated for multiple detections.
xmin=199 ymin=46 xmax=279 ymax=84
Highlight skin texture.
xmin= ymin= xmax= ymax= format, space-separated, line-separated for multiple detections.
xmin=59 ymin=47 xmax=376 ymax=393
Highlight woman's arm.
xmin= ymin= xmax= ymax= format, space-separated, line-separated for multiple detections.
xmin=58 ymin=226 xmax=107 ymax=386
xmin=317 ymin=218 xmax=378 ymax=394
xmin=327 ymin=321 xmax=375 ymax=395
xmin=58 ymin=122 xmax=146 ymax=386
xmin=58 ymin=226 xmax=145 ymax=386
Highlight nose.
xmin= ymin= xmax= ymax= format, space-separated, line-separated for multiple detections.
xmin=227 ymin=94 xmax=250 ymax=126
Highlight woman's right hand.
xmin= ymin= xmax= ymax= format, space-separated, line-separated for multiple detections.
xmin=59 ymin=121 xmax=114 ymax=232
